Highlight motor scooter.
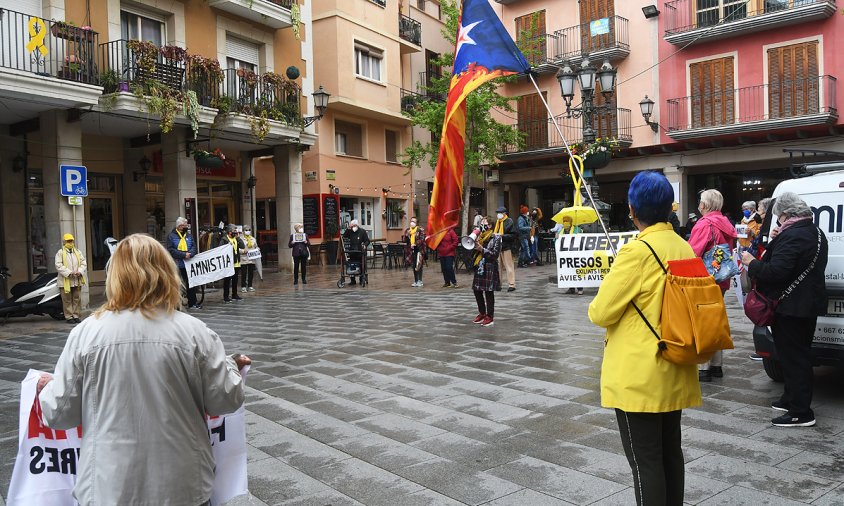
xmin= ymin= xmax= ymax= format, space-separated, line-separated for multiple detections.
xmin=0 ymin=267 xmax=64 ymax=322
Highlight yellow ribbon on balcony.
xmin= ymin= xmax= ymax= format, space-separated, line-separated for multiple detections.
xmin=26 ymin=17 xmax=48 ymax=57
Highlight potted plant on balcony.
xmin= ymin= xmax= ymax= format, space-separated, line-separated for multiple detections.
xmin=50 ymin=21 xmax=95 ymax=42
xmin=187 ymin=55 xmax=224 ymax=106
xmin=60 ymin=54 xmax=84 ymax=81
xmin=192 ymin=148 xmax=226 ymax=169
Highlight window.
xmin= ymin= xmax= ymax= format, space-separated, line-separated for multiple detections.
xmin=689 ymin=56 xmax=735 ymax=128
xmin=768 ymin=41 xmax=819 ymax=119
xmin=417 ymin=0 xmax=426 ymax=9
xmin=386 ymin=199 xmax=405 ymax=229
xmin=696 ymin=0 xmax=746 ymax=28
xmin=355 ymin=42 xmax=383 ymax=81
xmin=517 ymin=92 xmax=548 ymax=150
xmin=515 ymin=11 xmax=546 ymax=66
xmin=226 ymin=36 xmax=260 ymax=101
xmin=335 ymin=120 xmax=363 ymax=157
xmin=580 ymin=0 xmax=615 ymax=54
xmin=385 ymin=130 xmax=399 ymax=163
xmin=121 ymin=10 xmax=165 ymax=46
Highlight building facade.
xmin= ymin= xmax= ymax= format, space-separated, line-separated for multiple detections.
xmin=0 ymin=0 xmax=314 ymax=298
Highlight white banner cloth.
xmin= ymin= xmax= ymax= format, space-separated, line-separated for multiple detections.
xmin=184 ymin=244 xmax=235 ymax=288
xmin=555 ymin=232 xmax=638 ymax=288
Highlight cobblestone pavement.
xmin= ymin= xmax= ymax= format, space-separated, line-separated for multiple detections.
xmin=0 ymin=262 xmax=843 ymax=505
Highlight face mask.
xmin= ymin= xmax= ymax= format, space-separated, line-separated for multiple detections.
xmin=743 ymin=210 xmax=751 ymax=218
xmin=245 ymin=231 xmax=252 ymax=236
xmin=410 ymin=222 xmax=417 ymax=228
xmin=294 ymin=228 xmax=301 ymax=233
xmin=481 ymin=223 xmax=489 ymax=231
xmin=352 ymin=226 xmax=358 ymax=232
xmin=496 ymin=213 xmax=504 ymax=220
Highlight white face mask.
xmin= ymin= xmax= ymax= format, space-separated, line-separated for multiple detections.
xmin=352 ymin=226 xmax=358 ymax=232
xmin=293 ymin=228 xmax=301 ymax=233
xmin=496 ymin=213 xmax=504 ymax=220
xmin=410 ymin=222 xmax=417 ymax=228
xmin=245 ymin=231 xmax=252 ymax=236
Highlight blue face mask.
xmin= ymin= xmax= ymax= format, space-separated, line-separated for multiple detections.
xmin=743 ymin=210 xmax=751 ymax=218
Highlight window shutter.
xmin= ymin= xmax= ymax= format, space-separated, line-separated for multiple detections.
xmin=518 ymin=93 xmax=548 ymax=150
xmin=768 ymin=41 xmax=819 ymax=119
xmin=226 ymin=36 xmax=260 ymax=66
xmin=0 ymin=0 xmax=42 ymax=17
xmin=690 ymin=56 xmax=733 ymax=128
xmin=516 ymin=11 xmax=545 ymax=66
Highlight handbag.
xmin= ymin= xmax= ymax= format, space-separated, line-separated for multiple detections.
xmin=743 ymin=226 xmax=822 ymax=326
xmin=633 ymin=241 xmax=734 ymax=365
xmin=702 ymin=226 xmax=740 ymax=283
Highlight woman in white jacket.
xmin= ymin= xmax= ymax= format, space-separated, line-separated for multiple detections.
xmin=37 ymin=234 xmax=251 ymax=506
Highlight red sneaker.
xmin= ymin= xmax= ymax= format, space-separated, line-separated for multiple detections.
xmin=481 ymin=315 xmax=494 ymax=327
xmin=472 ymin=314 xmax=486 ymax=324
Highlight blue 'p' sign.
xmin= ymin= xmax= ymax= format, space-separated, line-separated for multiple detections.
xmin=59 ymin=165 xmax=87 ymax=197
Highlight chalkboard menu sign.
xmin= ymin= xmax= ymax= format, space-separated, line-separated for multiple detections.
xmin=322 ymin=195 xmax=339 ymax=238
xmin=302 ymin=195 xmax=320 ymax=238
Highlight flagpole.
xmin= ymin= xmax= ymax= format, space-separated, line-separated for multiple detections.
xmin=527 ymin=73 xmax=619 ymax=255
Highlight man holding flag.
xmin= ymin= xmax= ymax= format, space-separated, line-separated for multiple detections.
xmin=425 ymin=0 xmax=531 ymax=250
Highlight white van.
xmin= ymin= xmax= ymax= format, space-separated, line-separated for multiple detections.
xmin=753 ymin=167 xmax=844 ymax=381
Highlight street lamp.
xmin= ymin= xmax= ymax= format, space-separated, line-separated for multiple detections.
xmin=639 ymin=95 xmax=659 ymax=132
xmin=302 ymin=86 xmax=331 ymax=127
xmin=556 ymin=56 xmax=617 ymax=145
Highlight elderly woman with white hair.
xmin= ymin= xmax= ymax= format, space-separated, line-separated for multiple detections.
xmin=688 ymin=189 xmax=738 ymax=382
xmin=739 ymin=200 xmax=760 ymax=250
xmin=288 ymin=223 xmax=310 ymax=285
xmin=341 ymin=219 xmax=370 ymax=285
xmin=166 ymin=217 xmax=200 ymax=309
xmin=741 ymin=192 xmax=828 ymax=427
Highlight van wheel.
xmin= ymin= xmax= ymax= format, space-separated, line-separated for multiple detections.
xmin=763 ymin=358 xmax=784 ymax=382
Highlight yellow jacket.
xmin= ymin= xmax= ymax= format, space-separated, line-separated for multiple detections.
xmin=588 ymin=223 xmax=702 ymax=413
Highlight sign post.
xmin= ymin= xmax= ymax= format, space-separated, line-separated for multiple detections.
xmin=59 ymin=165 xmax=87 ymax=246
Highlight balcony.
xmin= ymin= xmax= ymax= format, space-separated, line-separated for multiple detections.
xmin=666 ymin=75 xmax=837 ymax=140
xmin=0 ymin=9 xmax=102 ymax=117
xmin=399 ymin=14 xmax=422 ymax=51
xmin=417 ymin=71 xmax=445 ymax=102
xmin=664 ymin=0 xmax=836 ymax=46
xmin=206 ymin=0 xmax=294 ymax=29
xmin=552 ymin=15 xmax=630 ymax=64
xmin=97 ymin=39 xmax=303 ymax=140
xmin=499 ymin=108 xmax=632 ymax=157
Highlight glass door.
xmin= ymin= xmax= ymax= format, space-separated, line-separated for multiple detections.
xmin=85 ymin=195 xmax=120 ymax=283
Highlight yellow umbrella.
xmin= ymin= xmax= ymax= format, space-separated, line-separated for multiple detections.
xmin=551 ymin=155 xmax=599 ymax=226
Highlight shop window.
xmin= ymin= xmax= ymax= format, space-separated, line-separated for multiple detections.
xmin=121 ymin=9 xmax=165 ymax=46
xmin=355 ymin=41 xmax=383 ymax=81
xmin=385 ymin=129 xmax=399 ymax=163
xmin=689 ymin=56 xmax=735 ymax=128
xmin=768 ymin=40 xmax=819 ymax=119
xmin=335 ymin=120 xmax=364 ymax=157
xmin=386 ymin=199 xmax=406 ymax=229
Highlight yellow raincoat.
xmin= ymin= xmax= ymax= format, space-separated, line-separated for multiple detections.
xmin=588 ymin=223 xmax=702 ymax=413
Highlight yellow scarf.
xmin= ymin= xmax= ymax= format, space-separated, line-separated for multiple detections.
xmin=60 ymin=247 xmax=85 ymax=293
xmin=228 ymin=235 xmax=240 ymax=268
xmin=493 ymin=216 xmax=506 ymax=235
xmin=409 ymin=226 xmax=418 ymax=246
xmin=176 ymin=229 xmax=188 ymax=252
xmin=473 ymin=230 xmax=494 ymax=266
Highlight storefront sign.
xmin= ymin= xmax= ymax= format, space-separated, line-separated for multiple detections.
xmin=302 ymin=195 xmax=321 ymax=238
xmin=7 ymin=369 xmax=249 ymax=506
xmin=326 ymin=170 xmax=336 ymax=181
xmin=184 ymin=245 xmax=235 ymax=288
xmin=195 ymin=158 xmax=237 ymax=178
xmin=305 ymin=171 xmax=317 ymax=182
xmin=322 ymin=194 xmax=339 ymax=238
xmin=555 ymin=232 xmax=638 ymax=288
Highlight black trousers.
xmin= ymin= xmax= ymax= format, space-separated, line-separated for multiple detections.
xmin=241 ymin=264 xmax=255 ymax=287
xmin=772 ymin=314 xmax=816 ymax=417
xmin=473 ymin=290 xmax=495 ymax=317
xmin=223 ymin=267 xmax=240 ymax=300
xmin=440 ymin=256 xmax=456 ymax=284
xmin=615 ymin=409 xmax=685 ymax=506
xmin=179 ymin=267 xmax=197 ymax=306
xmin=293 ymin=255 xmax=307 ymax=282
xmin=411 ymin=249 xmax=424 ymax=282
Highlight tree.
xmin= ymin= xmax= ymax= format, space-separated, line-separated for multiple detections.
xmin=401 ymin=0 xmax=526 ymax=235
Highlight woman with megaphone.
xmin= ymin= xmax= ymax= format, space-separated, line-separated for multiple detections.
xmin=469 ymin=216 xmax=501 ymax=327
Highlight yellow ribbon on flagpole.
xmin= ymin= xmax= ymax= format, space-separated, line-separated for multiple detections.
xmin=26 ymin=18 xmax=48 ymax=57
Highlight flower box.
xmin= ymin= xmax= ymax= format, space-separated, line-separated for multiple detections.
xmin=583 ymin=150 xmax=611 ymax=170
xmin=50 ymin=24 xmax=95 ymax=42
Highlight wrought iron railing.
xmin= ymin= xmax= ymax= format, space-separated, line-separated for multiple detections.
xmin=99 ymin=39 xmax=186 ymax=92
xmin=664 ymin=0 xmax=833 ymax=35
xmin=399 ymin=14 xmax=421 ymax=45
xmin=666 ymin=75 xmax=837 ymax=131
xmin=553 ymin=15 xmax=629 ymax=62
xmin=417 ymin=71 xmax=445 ymax=101
xmin=500 ymin=108 xmax=632 ymax=154
xmin=266 ymin=0 xmax=294 ymax=8
xmin=516 ymin=32 xmax=562 ymax=67
xmin=0 ymin=9 xmax=100 ymax=84
xmin=220 ymin=68 xmax=301 ymax=124
xmin=369 ymin=0 xmax=386 ymax=7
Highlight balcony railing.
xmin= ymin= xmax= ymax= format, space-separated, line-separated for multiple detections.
xmin=417 ymin=71 xmax=445 ymax=101
xmin=0 ymin=9 xmax=99 ymax=84
xmin=666 ymin=75 xmax=837 ymax=137
xmin=500 ymin=108 xmax=632 ymax=155
xmin=98 ymin=39 xmax=300 ymax=123
xmin=399 ymin=14 xmax=422 ymax=45
xmin=552 ymin=15 xmax=629 ymax=63
xmin=664 ymin=0 xmax=836 ymax=44
xmin=517 ymin=32 xmax=562 ymax=67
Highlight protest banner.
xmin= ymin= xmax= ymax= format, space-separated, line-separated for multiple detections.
xmin=555 ymin=232 xmax=638 ymax=289
xmin=735 ymin=224 xmax=748 ymax=239
xmin=8 ymin=368 xmax=249 ymax=506
xmin=246 ymin=248 xmax=262 ymax=261
xmin=184 ymin=244 xmax=235 ymax=288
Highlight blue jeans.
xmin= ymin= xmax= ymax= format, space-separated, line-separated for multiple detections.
xmin=519 ymin=237 xmax=531 ymax=265
xmin=440 ymin=256 xmax=456 ymax=284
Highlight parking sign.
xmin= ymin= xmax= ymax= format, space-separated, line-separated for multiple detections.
xmin=59 ymin=165 xmax=87 ymax=197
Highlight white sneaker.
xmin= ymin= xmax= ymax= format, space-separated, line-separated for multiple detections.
xmin=411 ymin=281 xmax=419 ymax=287
xmin=241 ymin=287 xmax=247 ymax=293
xmin=417 ymin=281 xmax=424 ymax=287
xmin=248 ymin=287 xmax=256 ymax=292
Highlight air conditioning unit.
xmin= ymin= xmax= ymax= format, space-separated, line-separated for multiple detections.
xmin=487 ymin=170 xmax=499 ymax=183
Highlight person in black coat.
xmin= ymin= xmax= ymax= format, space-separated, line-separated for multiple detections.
xmin=342 ymin=219 xmax=370 ymax=285
xmin=218 ymin=224 xmax=246 ymax=303
xmin=741 ymin=192 xmax=828 ymax=428
xmin=288 ymin=223 xmax=310 ymax=285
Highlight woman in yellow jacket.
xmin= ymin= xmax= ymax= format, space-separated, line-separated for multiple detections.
xmin=588 ymin=171 xmax=701 ymax=506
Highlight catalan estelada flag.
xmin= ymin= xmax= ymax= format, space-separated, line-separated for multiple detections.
xmin=425 ymin=0 xmax=530 ymax=249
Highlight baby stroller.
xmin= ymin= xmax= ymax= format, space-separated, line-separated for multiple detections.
xmin=337 ymin=236 xmax=368 ymax=288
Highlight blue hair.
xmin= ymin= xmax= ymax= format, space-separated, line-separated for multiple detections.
xmin=628 ymin=171 xmax=673 ymax=225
